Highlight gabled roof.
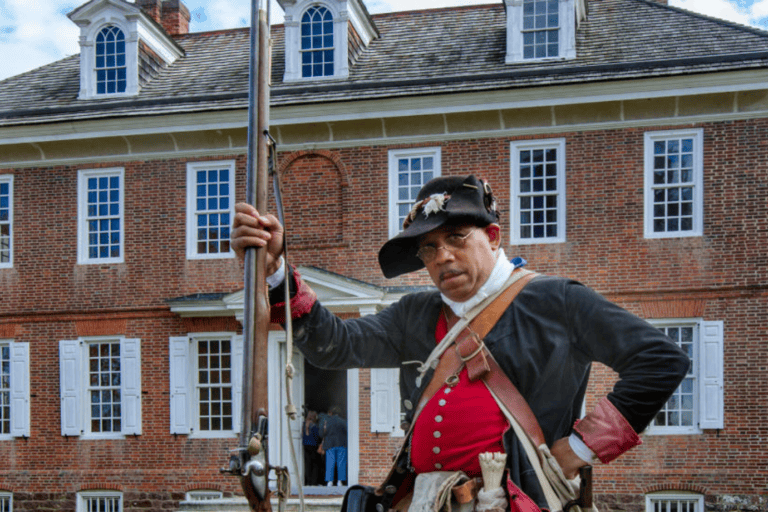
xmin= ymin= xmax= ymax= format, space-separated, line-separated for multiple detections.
xmin=2 ymin=0 xmax=768 ymax=127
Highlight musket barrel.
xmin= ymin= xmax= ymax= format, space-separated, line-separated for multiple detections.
xmin=239 ymin=0 xmax=272 ymax=510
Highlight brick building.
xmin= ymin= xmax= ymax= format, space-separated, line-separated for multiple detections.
xmin=0 ymin=0 xmax=766 ymax=511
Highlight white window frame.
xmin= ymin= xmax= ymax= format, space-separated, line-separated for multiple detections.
xmin=0 ymin=175 xmax=12 ymax=269
xmin=94 ymin=25 xmax=128 ymax=95
xmin=76 ymin=491 xmax=122 ymax=512
xmin=185 ymin=490 xmax=224 ymax=501
xmin=646 ymin=319 xmax=723 ymax=435
xmin=169 ymin=334 xmax=242 ymax=438
xmin=505 ymin=0 xmax=576 ymax=64
xmin=186 ymin=161 xmax=236 ymax=260
xmin=282 ymin=0 xmax=348 ymax=81
xmin=0 ymin=492 xmax=12 ymax=512
xmin=510 ymin=139 xmax=566 ymax=244
xmin=76 ymin=19 xmax=138 ymax=100
xmin=388 ymin=148 xmax=442 ymax=238
xmin=644 ymin=129 xmax=704 ymax=239
xmin=646 ymin=492 xmax=704 ymax=512
xmin=77 ymin=168 xmax=125 ymax=265
xmin=59 ymin=336 xmax=142 ymax=439
xmin=0 ymin=340 xmax=30 ymax=440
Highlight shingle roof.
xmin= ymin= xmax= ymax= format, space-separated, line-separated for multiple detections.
xmin=2 ymin=0 xmax=768 ymax=127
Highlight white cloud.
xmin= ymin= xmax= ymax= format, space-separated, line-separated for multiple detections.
xmin=751 ymin=0 xmax=768 ymax=19
xmin=668 ymin=0 xmax=753 ymax=27
xmin=0 ymin=0 xmax=80 ymax=80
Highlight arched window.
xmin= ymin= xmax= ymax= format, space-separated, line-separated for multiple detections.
xmin=301 ymin=6 xmax=334 ymax=77
xmin=95 ymin=25 xmax=127 ymax=94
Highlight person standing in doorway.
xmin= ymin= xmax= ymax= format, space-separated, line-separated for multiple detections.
xmin=320 ymin=406 xmax=347 ymax=486
xmin=302 ymin=409 xmax=323 ymax=486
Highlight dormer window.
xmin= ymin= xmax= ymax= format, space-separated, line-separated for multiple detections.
xmin=68 ymin=0 xmax=185 ymax=100
xmin=301 ymin=6 xmax=334 ymax=78
xmin=95 ymin=26 xmax=128 ymax=94
xmin=522 ymin=0 xmax=559 ymax=59
xmin=505 ymin=0 xmax=576 ymax=63
xmin=279 ymin=0 xmax=378 ymax=82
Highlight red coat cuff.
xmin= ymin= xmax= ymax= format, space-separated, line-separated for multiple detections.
xmin=270 ymin=268 xmax=317 ymax=324
xmin=573 ymin=397 xmax=642 ymax=464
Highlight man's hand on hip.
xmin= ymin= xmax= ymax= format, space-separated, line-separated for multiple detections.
xmin=551 ymin=436 xmax=589 ymax=480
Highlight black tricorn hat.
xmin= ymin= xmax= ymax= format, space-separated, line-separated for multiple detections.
xmin=378 ymin=175 xmax=499 ymax=278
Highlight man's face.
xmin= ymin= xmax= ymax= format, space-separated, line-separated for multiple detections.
xmin=418 ymin=222 xmax=501 ymax=303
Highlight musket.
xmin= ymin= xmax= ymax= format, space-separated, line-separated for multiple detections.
xmin=221 ymin=0 xmax=272 ymax=510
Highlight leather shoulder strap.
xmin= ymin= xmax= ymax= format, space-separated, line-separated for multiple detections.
xmin=416 ymin=271 xmax=538 ymax=415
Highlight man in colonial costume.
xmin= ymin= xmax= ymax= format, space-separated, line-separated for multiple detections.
xmin=231 ymin=175 xmax=689 ymax=511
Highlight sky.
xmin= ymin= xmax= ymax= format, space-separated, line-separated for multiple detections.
xmin=0 ymin=0 xmax=768 ymax=82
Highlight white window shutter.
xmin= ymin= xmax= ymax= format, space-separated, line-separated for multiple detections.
xmin=169 ymin=337 xmax=192 ymax=434
xmin=121 ymin=338 xmax=142 ymax=435
xmin=699 ymin=321 xmax=724 ymax=429
xmin=59 ymin=340 xmax=82 ymax=436
xmin=10 ymin=342 xmax=30 ymax=437
xmin=370 ymin=368 xmax=399 ymax=433
xmin=232 ymin=335 xmax=243 ymax=434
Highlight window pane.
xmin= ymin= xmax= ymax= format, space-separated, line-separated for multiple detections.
xmin=84 ymin=172 xmax=121 ymax=260
xmin=196 ymin=338 xmax=234 ymax=432
xmin=87 ymin=341 xmax=122 ymax=433
xmin=393 ymin=153 xmax=440 ymax=231
xmin=192 ymin=166 xmax=233 ymax=255
xmin=516 ymin=145 xmax=560 ymax=241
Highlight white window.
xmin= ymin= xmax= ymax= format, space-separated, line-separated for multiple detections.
xmin=95 ymin=26 xmax=127 ymax=95
xmin=506 ymin=0 xmax=576 ymax=63
xmin=647 ymin=493 xmax=704 ymax=512
xmin=78 ymin=169 xmax=124 ymax=264
xmin=59 ymin=337 xmax=141 ymax=438
xmin=388 ymin=148 xmax=441 ymax=237
xmin=186 ymin=490 xmax=223 ymax=501
xmin=0 ymin=176 xmax=12 ymax=268
xmin=647 ymin=320 xmax=723 ymax=434
xmin=169 ymin=335 xmax=243 ymax=437
xmin=0 ymin=340 xmax=30 ymax=439
xmin=69 ymin=2 xmax=184 ymax=100
xmin=186 ymin=162 xmax=235 ymax=259
xmin=510 ymin=139 xmax=566 ymax=244
xmin=0 ymin=492 xmax=11 ymax=512
xmin=281 ymin=0 xmax=375 ymax=82
xmin=644 ymin=129 xmax=704 ymax=238
xmin=370 ymin=368 xmax=403 ymax=436
xmin=77 ymin=491 xmax=122 ymax=512
xmin=301 ymin=6 xmax=334 ymax=78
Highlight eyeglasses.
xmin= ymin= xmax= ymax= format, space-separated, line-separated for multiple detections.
xmin=416 ymin=228 xmax=476 ymax=264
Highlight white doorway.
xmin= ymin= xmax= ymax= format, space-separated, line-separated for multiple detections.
xmin=268 ymin=331 xmax=359 ymax=495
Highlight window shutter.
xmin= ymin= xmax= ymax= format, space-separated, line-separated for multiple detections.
xmin=699 ymin=321 xmax=724 ymax=429
xmin=59 ymin=340 xmax=82 ymax=436
xmin=232 ymin=335 xmax=243 ymax=434
xmin=169 ymin=337 xmax=192 ymax=434
xmin=121 ymin=338 xmax=142 ymax=435
xmin=10 ymin=342 xmax=30 ymax=437
xmin=370 ymin=368 xmax=399 ymax=433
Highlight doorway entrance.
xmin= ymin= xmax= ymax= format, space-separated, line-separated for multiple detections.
xmin=303 ymin=361 xmax=348 ymax=488
xmin=267 ymin=331 xmax=358 ymax=494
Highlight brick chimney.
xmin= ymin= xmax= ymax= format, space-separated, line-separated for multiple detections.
xmin=161 ymin=0 xmax=191 ymax=36
xmin=136 ymin=0 xmax=162 ymax=23
xmin=137 ymin=0 xmax=190 ymax=36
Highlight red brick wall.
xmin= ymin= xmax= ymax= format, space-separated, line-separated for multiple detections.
xmin=2 ymin=118 xmax=766 ymax=510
